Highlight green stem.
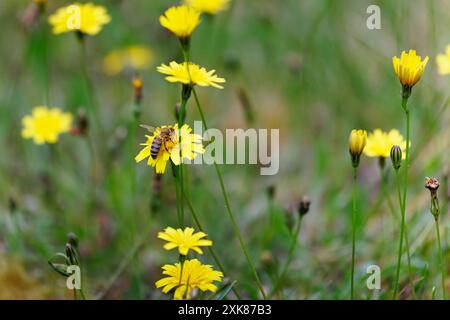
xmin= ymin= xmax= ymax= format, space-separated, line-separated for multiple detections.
xmin=393 ymin=99 xmax=410 ymax=299
xmin=270 ymin=216 xmax=303 ymax=297
xmin=351 ymin=167 xmax=357 ymax=300
xmin=394 ymin=169 xmax=416 ymax=299
xmin=181 ymin=187 xmax=242 ymax=299
xmin=435 ymin=217 xmax=447 ymax=299
xmin=192 ymin=88 xmax=267 ymax=299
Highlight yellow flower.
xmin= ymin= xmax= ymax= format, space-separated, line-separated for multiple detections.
xmin=349 ymin=129 xmax=367 ymax=168
xmin=184 ymin=0 xmax=230 ymax=14
xmin=103 ymin=46 xmax=153 ymax=76
xmin=155 ymin=259 xmax=223 ymax=300
xmin=158 ymin=227 xmax=212 ymax=255
xmin=22 ymin=106 xmax=73 ymax=145
xmin=48 ymin=3 xmax=111 ymax=36
xmin=392 ymin=49 xmax=429 ymax=88
xmin=135 ymin=124 xmax=204 ymax=174
xmin=159 ymin=5 xmax=201 ymax=39
xmin=436 ymin=45 xmax=450 ymax=76
xmin=157 ymin=61 xmax=226 ymax=89
xmin=364 ymin=129 xmax=407 ymax=159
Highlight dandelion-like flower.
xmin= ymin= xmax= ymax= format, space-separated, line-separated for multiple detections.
xmin=364 ymin=129 xmax=407 ymax=159
xmin=103 ymin=46 xmax=153 ymax=76
xmin=159 ymin=5 xmax=200 ymax=40
xmin=392 ymin=49 xmax=429 ymax=88
xmin=348 ymin=129 xmax=367 ymax=168
xmin=184 ymin=0 xmax=230 ymax=14
xmin=155 ymin=259 xmax=223 ymax=300
xmin=135 ymin=124 xmax=204 ymax=174
xmin=21 ymin=106 xmax=73 ymax=144
xmin=436 ymin=45 xmax=450 ymax=76
xmin=48 ymin=3 xmax=111 ymax=36
xmin=158 ymin=227 xmax=212 ymax=255
xmin=157 ymin=61 xmax=226 ymax=89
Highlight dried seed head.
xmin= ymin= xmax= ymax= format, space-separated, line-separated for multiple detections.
xmin=390 ymin=145 xmax=402 ymax=170
xmin=425 ymin=177 xmax=440 ymax=193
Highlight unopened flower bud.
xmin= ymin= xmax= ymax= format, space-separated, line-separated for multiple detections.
xmin=68 ymin=232 xmax=79 ymax=248
xmin=390 ymin=145 xmax=402 ymax=170
xmin=70 ymin=108 xmax=88 ymax=136
xmin=349 ymin=129 xmax=367 ymax=168
xmin=298 ymin=196 xmax=311 ymax=217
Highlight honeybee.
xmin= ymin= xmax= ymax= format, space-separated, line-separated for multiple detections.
xmin=140 ymin=125 xmax=177 ymax=159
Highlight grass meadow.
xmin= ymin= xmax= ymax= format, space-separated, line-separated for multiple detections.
xmin=1 ymin=0 xmax=450 ymax=300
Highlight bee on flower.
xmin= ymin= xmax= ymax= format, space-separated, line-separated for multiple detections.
xmin=158 ymin=227 xmax=212 ymax=255
xmin=102 ymin=46 xmax=153 ymax=76
xmin=183 ymin=0 xmax=231 ymax=15
xmin=157 ymin=61 xmax=226 ymax=89
xmin=135 ymin=123 xmax=204 ymax=174
xmin=155 ymin=259 xmax=223 ymax=300
xmin=48 ymin=2 xmax=111 ymax=36
xmin=21 ymin=106 xmax=73 ymax=145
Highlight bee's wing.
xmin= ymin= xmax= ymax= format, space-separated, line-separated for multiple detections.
xmin=139 ymin=124 xmax=155 ymax=133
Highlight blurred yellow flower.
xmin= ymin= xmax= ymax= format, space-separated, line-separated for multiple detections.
xmin=157 ymin=61 xmax=226 ymax=89
xmin=158 ymin=227 xmax=212 ymax=255
xmin=436 ymin=45 xmax=450 ymax=76
xmin=184 ymin=0 xmax=230 ymax=14
xmin=364 ymin=129 xmax=407 ymax=159
xmin=48 ymin=3 xmax=111 ymax=36
xmin=103 ymin=46 xmax=153 ymax=76
xmin=135 ymin=124 xmax=204 ymax=174
xmin=155 ymin=259 xmax=223 ymax=300
xmin=22 ymin=106 xmax=73 ymax=145
xmin=392 ymin=49 xmax=429 ymax=88
xmin=159 ymin=5 xmax=200 ymax=39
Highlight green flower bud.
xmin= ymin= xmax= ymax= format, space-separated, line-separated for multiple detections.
xmin=390 ymin=145 xmax=402 ymax=170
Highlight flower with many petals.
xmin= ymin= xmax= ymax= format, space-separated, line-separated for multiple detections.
xmin=157 ymin=61 xmax=226 ymax=89
xmin=392 ymin=49 xmax=429 ymax=88
xmin=184 ymin=0 xmax=230 ymax=14
xmin=22 ymin=106 xmax=73 ymax=144
xmin=158 ymin=227 xmax=212 ymax=255
xmin=159 ymin=5 xmax=200 ymax=40
xmin=48 ymin=3 xmax=111 ymax=36
xmin=135 ymin=124 xmax=204 ymax=174
xmin=364 ymin=129 xmax=407 ymax=159
xmin=155 ymin=259 xmax=223 ymax=300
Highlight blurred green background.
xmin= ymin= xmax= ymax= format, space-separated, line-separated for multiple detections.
xmin=1 ymin=0 xmax=450 ymax=299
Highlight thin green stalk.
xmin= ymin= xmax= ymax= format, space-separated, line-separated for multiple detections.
xmin=434 ymin=217 xmax=447 ymax=299
xmin=351 ymin=167 xmax=357 ymax=300
xmin=393 ymin=99 xmax=410 ymax=299
xmin=394 ymin=169 xmax=416 ymax=299
xmin=270 ymin=216 xmax=303 ymax=297
xmin=181 ymin=187 xmax=242 ymax=299
xmin=192 ymin=88 xmax=267 ymax=299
